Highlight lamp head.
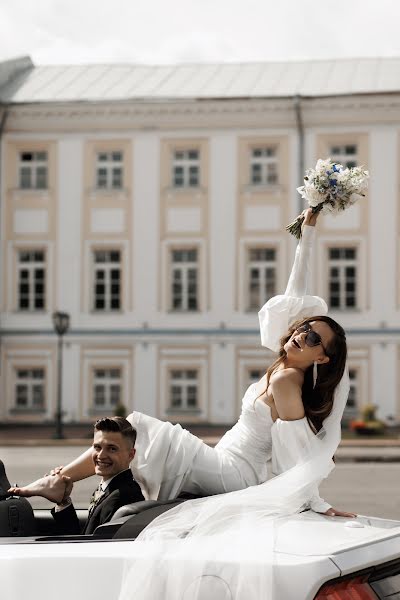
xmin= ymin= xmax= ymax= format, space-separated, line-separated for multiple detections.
xmin=52 ymin=311 xmax=70 ymax=336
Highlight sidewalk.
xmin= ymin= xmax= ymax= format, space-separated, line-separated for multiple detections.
xmin=1 ymin=424 xmax=400 ymax=460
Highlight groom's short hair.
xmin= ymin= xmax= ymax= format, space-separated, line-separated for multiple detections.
xmin=94 ymin=417 xmax=137 ymax=448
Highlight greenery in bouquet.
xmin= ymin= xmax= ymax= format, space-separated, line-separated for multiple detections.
xmin=286 ymin=158 xmax=369 ymax=238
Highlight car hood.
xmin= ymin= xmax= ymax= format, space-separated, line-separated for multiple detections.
xmin=272 ymin=511 xmax=400 ymax=556
xmin=1 ymin=513 xmax=400 ymax=600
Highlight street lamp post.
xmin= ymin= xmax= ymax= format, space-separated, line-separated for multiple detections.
xmin=52 ymin=311 xmax=70 ymax=439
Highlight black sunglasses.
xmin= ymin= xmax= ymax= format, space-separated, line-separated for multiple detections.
xmin=295 ymin=323 xmax=328 ymax=354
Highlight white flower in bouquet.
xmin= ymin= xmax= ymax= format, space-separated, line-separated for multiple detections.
xmin=286 ymin=158 xmax=369 ymax=238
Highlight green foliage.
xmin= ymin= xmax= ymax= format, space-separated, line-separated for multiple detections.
xmin=114 ymin=403 xmax=127 ymax=418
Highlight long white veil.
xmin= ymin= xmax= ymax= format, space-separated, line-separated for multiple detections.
xmin=118 ymin=227 xmax=349 ymax=599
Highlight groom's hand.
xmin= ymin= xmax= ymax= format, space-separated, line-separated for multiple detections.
xmin=60 ymin=476 xmax=73 ymax=503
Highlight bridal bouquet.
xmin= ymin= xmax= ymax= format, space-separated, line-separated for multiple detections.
xmin=286 ymin=158 xmax=369 ymax=238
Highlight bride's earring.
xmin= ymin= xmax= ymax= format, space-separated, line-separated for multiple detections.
xmin=313 ymin=361 xmax=318 ymax=388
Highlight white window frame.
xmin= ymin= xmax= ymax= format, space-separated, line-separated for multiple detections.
xmin=238 ymin=238 xmax=285 ymax=313
xmin=247 ymin=367 xmax=265 ymax=387
xmin=16 ymin=249 xmax=46 ymax=312
xmin=170 ymin=248 xmax=199 ymax=312
xmin=159 ymin=351 xmax=208 ymax=421
xmin=82 ymin=351 xmax=132 ymax=419
xmin=237 ymin=349 xmax=274 ymax=419
xmin=12 ymin=367 xmax=46 ymax=413
xmin=18 ymin=151 xmax=48 ymax=189
xmin=316 ymin=237 xmax=366 ymax=312
xmin=329 ymin=143 xmax=358 ymax=168
xmin=172 ymin=149 xmax=200 ymax=188
xmin=328 ymin=247 xmax=358 ymax=310
xmin=343 ymin=367 xmax=359 ymax=422
xmin=344 ymin=350 xmax=369 ymax=424
xmin=161 ymin=239 xmax=206 ymax=313
xmin=249 ymin=146 xmax=279 ymax=186
xmin=3 ymin=349 xmax=54 ymax=421
xmin=168 ymin=368 xmax=200 ymax=413
xmin=92 ymin=249 xmax=122 ymax=312
xmin=83 ymin=241 xmax=128 ymax=314
xmin=6 ymin=242 xmax=53 ymax=314
xmin=95 ymin=151 xmax=124 ymax=190
xmin=246 ymin=247 xmax=278 ymax=311
xmin=92 ymin=367 xmax=122 ymax=413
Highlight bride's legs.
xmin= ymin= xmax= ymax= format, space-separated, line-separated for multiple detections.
xmin=7 ymin=447 xmax=95 ymax=502
xmin=129 ymin=410 xmax=254 ymax=498
xmin=182 ymin=444 xmax=251 ymax=496
xmin=58 ymin=447 xmax=95 ymax=480
xmin=8 ymin=473 xmax=70 ymax=504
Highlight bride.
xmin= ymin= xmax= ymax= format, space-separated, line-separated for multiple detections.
xmin=10 ymin=209 xmax=355 ymax=596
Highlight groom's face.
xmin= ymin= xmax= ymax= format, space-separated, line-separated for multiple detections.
xmin=92 ymin=430 xmax=136 ymax=479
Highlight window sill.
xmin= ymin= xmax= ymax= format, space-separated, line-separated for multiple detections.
xmin=88 ymin=188 xmax=129 ymax=197
xmin=168 ymin=309 xmax=200 ymax=314
xmin=163 ymin=186 xmax=207 ymax=197
xmin=329 ymin=307 xmax=361 ymax=312
xmin=241 ymin=184 xmax=283 ymax=195
xmin=12 ymin=309 xmax=48 ymax=315
xmin=166 ymin=409 xmax=202 ymax=416
xmin=88 ymin=407 xmax=117 ymax=415
xmin=9 ymin=408 xmax=46 ymax=415
xmin=11 ymin=188 xmax=51 ymax=199
xmin=90 ymin=309 xmax=124 ymax=314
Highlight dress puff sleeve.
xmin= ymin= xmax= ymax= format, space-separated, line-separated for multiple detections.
xmin=258 ymin=226 xmax=328 ymax=352
xmin=271 ymin=417 xmax=332 ymax=514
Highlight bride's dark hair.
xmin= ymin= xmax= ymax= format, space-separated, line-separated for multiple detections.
xmin=265 ymin=316 xmax=347 ymax=433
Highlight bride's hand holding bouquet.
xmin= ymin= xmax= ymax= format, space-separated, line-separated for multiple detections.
xmin=287 ymin=158 xmax=369 ymax=239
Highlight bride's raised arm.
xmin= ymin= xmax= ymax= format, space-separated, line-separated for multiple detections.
xmin=258 ymin=209 xmax=327 ymax=353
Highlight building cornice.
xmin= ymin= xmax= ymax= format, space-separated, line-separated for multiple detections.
xmin=4 ymin=93 xmax=400 ymax=133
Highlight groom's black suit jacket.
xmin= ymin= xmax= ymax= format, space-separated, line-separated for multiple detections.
xmin=51 ymin=468 xmax=144 ymax=535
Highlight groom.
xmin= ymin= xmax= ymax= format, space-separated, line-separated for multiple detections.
xmin=9 ymin=417 xmax=144 ymax=535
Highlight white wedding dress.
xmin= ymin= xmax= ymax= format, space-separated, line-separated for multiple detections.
xmin=120 ymin=226 xmax=349 ymax=599
xmin=127 ymin=226 xmax=330 ymax=513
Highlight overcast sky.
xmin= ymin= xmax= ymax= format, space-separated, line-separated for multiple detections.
xmin=0 ymin=0 xmax=399 ymax=65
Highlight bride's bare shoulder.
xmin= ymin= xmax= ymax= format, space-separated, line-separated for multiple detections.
xmin=270 ymin=368 xmax=303 ymax=385
xmin=269 ymin=368 xmax=305 ymax=420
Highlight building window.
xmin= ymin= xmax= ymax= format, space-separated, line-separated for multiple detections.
xmin=172 ymin=149 xmax=199 ymax=188
xmin=247 ymin=248 xmax=277 ymax=311
xmin=168 ymin=369 xmax=199 ymax=412
xmin=343 ymin=368 xmax=359 ymax=423
xmin=93 ymin=250 xmax=121 ymax=311
xmin=19 ymin=151 xmax=48 ymax=189
xmin=95 ymin=151 xmax=123 ymax=189
xmin=330 ymin=144 xmax=358 ymax=168
xmin=328 ymin=247 xmax=357 ymax=309
xmin=171 ymin=249 xmax=198 ymax=311
xmin=14 ymin=368 xmax=45 ymax=411
xmin=248 ymin=368 xmax=264 ymax=387
xmin=250 ymin=147 xmax=278 ymax=185
xmin=93 ymin=368 xmax=121 ymax=411
xmin=17 ymin=250 xmax=46 ymax=311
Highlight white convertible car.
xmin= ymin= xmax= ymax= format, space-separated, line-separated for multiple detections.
xmin=0 ymin=497 xmax=400 ymax=599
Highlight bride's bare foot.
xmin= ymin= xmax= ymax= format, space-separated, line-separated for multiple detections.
xmin=8 ymin=473 xmax=68 ymax=504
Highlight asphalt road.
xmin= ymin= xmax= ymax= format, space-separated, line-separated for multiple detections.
xmin=1 ymin=446 xmax=399 ymax=520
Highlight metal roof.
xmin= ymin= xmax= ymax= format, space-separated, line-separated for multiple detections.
xmin=1 ymin=57 xmax=400 ymax=103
